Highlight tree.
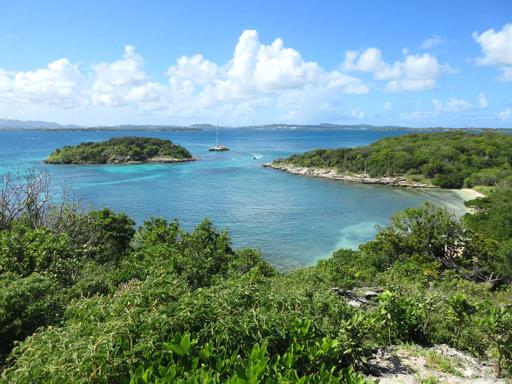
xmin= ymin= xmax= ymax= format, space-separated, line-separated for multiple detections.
xmin=480 ymin=304 xmax=512 ymax=378
xmin=446 ymin=293 xmax=476 ymax=347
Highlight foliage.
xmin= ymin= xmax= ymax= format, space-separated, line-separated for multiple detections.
xmin=1 ymin=168 xmax=512 ymax=381
xmin=361 ymin=203 xmax=501 ymax=283
xmin=0 ymin=273 xmax=64 ymax=355
xmin=464 ymin=189 xmax=512 ymax=283
xmin=276 ymin=131 xmax=512 ymax=188
xmin=130 ymin=326 xmax=370 ymax=384
xmin=479 ymin=303 xmax=512 ymax=377
xmin=446 ymin=293 xmax=476 ymax=347
xmin=377 ymin=289 xmax=423 ymax=345
xmin=0 ymin=223 xmax=78 ymax=283
xmin=86 ymin=208 xmax=136 ymax=263
xmin=45 ymin=136 xmax=193 ymax=164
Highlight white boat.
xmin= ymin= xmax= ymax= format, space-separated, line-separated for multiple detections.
xmin=209 ymin=123 xmax=230 ymax=152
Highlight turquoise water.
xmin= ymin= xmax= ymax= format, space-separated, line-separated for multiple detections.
xmin=0 ymin=129 xmax=467 ymax=270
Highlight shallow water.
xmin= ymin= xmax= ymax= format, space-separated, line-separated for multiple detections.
xmin=0 ymin=129 xmax=468 ymax=270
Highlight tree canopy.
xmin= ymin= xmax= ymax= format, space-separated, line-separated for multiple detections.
xmin=276 ymin=131 xmax=512 ymax=188
xmin=45 ymin=136 xmax=193 ymax=164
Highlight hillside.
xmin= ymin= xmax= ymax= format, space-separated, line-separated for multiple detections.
xmin=0 ymin=169 xmax=511 ymax=382
xmin=45 ymin=136 xmax=194 ymax=164
xmin=270 ymin=131 xmax=512 ymax=188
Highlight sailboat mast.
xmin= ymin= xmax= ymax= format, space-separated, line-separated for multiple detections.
xmin=216 ymin=121 xmax=219 ymax=146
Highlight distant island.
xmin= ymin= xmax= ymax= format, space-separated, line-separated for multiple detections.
xmin=1 ymin=118 xmax=511 ymax=132
xmin=44 ymin=137 xmax=195 ymax=164
xmin=265 ymin=131 xmax=512 ymax=189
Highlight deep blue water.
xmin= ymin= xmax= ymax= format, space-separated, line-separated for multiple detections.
xmin=0 ymin=129 xmax=468 ymax=270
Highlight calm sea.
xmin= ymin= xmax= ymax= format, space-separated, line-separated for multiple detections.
xmin=0 ymin=129 xmax=468 ymax=270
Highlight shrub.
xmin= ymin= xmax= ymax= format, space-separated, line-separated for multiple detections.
xmin=0 ymin=273 xmax=64 ymax=354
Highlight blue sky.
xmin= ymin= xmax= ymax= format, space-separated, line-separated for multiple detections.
xmin=0 ymin=0 xmax=511 ymax=127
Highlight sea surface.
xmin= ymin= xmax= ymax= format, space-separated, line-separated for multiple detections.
xmin=0 ymin=129 xmax=469 ymax=270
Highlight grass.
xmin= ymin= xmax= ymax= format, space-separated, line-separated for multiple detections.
xmin=424 ymin=350 xmax=464 ymax=377
xmin=400 ymin=344 xmax=464 ymax=378
xmin=420 ymin=377 xmax=440 ymax=384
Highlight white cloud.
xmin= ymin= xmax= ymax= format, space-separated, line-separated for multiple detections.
xmin=420 ymin=36 xmax=445 ymax=50
xmin=478 ymin=92 xmax=488 ymax=108
xmin=432 ymin=98 xmax=473 ymax=113
xmin=0 ymin=29 xmax=468 ymax=124
xmin=498 ymin=107 xmax=512 ymax=121
xmin=215 ymin=30 xmax=368 ymax=97
xmin=343 ymin=48 xmax=453 ymax=91
xmin=383 ymin=101 xmax=392 ymax=111
xmin=163 ymin=29 xmax=368 ymax=118
xmin=473 ymin=24 xmax=512 ymax=81
xmin=91 ymin=45 xmax=167 ymax=108
xmin=167 ymin=54 xmax=217 ymax=96
xmin=0 ymin=59 xmax=85 ymax=108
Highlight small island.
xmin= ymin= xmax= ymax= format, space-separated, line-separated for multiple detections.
xmin=44 ymin=137 xmax=195 ymax=164
xmin=265 ymin=131 xmax=512 ymax=190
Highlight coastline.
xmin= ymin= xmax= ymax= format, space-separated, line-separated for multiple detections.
xmin=263 ymin=162 xmax=437 ymax=188
xmin=264 ymin=162 xmax=486 ymax=204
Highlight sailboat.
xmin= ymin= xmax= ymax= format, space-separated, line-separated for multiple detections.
xmin=208 ymin=123 xmax=230 ymax=152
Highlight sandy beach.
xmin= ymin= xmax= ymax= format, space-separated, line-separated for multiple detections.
xmin=451 ymin=188 xmax=485 ymax=201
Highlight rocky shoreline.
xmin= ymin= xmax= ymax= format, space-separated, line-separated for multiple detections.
xmin=264 ymin=162 xmax=438 ymax=188
xmin=44 ymin=156 xmax=196 ymax=165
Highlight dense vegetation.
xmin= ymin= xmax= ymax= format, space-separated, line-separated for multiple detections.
xmin=45 ymin=136 xmax=193 ymax=164
xmin=276 ymin=131 xmax=512 ymax=188
xmin=0 ymin=168 xmax=511 ymax=383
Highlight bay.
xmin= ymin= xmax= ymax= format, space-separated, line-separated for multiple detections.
xmin=0 ymin=129 xmax=468 ymax=270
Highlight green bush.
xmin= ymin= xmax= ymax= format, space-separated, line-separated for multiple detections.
xmin=0 ymin=223 xmax=78 ymax=284
xmin=130 ymin=327 xmax=370 ymax=384
xmin=0 ymin=273 xmax=64 ymax=354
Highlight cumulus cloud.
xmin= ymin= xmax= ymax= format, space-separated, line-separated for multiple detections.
xmin=0 ymin=29 xmax=464 ymax=123
xmin=420 ymin=36 xmax=445 ymax=50
xmin=91 ymin=45 xmax=167 ymax=108
xmin=432 ymin=98 xmax=473 ymax=113
xmin=163 ymin=29 xmax=368 ymax=118
xmin=473 ymin=24 xmax=512 ymax=81
xmin=0 ymin=59 xmax=85 ymax=107
xmin=343 ymin=48 xmax=452 ymax=91
xmin=199 ymin=30 xmax=368 ymax=99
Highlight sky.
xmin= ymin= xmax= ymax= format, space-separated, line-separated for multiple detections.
xmin=0 ymin=0 xmax=511 ymax=127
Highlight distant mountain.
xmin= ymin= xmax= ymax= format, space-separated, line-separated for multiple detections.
xmin=0 ymin=119 xmax=82 ymax=129
xmin=0 ymin=120 xmax=200 ymax=131
xmin=0 ymin=118 xmax=508 ymax=132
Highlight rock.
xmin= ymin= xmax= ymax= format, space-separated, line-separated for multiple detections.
xmin=363 ymin=290 xmax=381 ymax=299
xmin=265 ymin=162 xmax=438 ymax=189
xmin=365 ymin=344 xmax=505 ymax=384
xmin=331 ymin=287 xmax=377 ymax=307
xmin=347 ymin=299 xmax=363 ymax=308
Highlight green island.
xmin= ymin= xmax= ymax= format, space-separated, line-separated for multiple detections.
xmin=44 ymin=136 xmax=195 ymax=164
xmin=267 ymin=131 xmax=512 ymax=189
xmin=0 ymin=164 xmax=511 ymax=382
